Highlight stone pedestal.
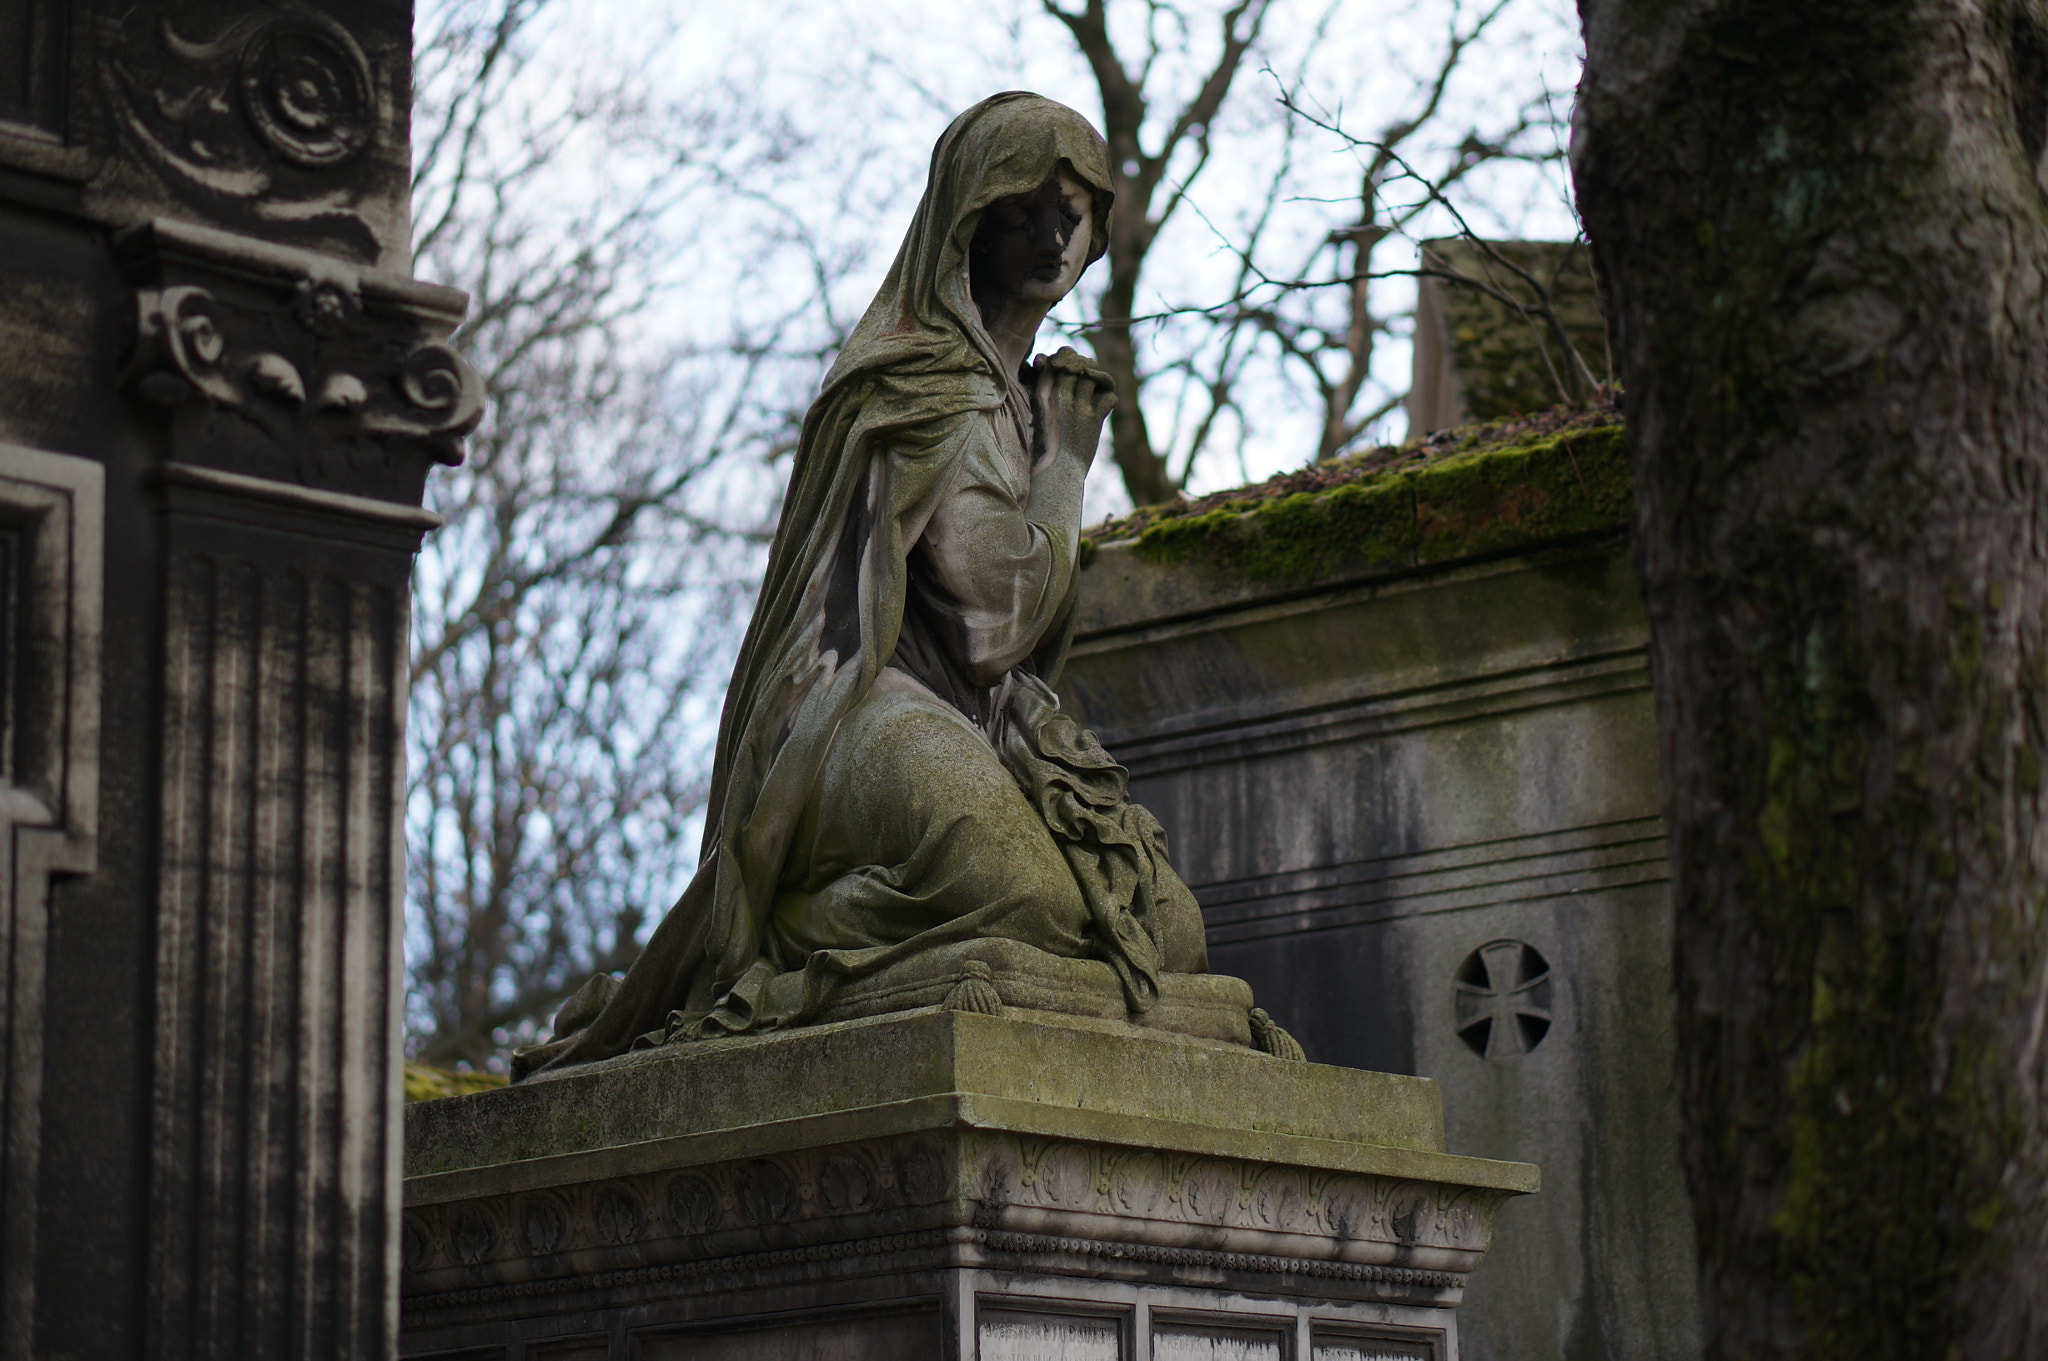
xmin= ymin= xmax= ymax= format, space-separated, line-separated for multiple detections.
xmin=401 ymin=1008 xmax=1536 ymax=1359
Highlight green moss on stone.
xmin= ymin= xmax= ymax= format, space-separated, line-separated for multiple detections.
xmin=404 ymin=1060 xmax=508 ymax=1103
xmin=1424 ymin=238 xmax=1608 ymax=421
xmin=1128 ymin=423 xmax=1627 ymax=585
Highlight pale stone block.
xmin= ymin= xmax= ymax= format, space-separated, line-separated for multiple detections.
xmin=403 ymin=1007 xmax=1531 ymax=1359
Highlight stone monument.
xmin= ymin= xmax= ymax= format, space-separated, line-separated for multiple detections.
xmin=0 ymin=4 xmax=474 ymax=1357
xmin=1058 ymin=416 xmax=1699 ymax=1359
xmin=403 ymin=93 xmax=1533 ymax=1360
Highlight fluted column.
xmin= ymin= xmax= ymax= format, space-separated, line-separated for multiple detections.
xmin=0 ymin=4 xmax=468 ymax=1357
xmin=122 ymin=219 xmax=479 ymax=1361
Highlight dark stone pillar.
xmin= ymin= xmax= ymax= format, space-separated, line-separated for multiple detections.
xmin=0 ymin=5 xmax=470 ymax=1358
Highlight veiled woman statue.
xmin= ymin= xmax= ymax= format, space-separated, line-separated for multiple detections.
xmin=515 ymin=92 xmax=1300 ymax=1080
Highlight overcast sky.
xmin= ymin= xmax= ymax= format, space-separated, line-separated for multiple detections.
xmin=473 ymin=0 xmax=1583 ymax=514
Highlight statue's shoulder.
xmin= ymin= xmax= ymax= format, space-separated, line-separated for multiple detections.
xmin=854 ymin=370 xmax=1002 ymax=448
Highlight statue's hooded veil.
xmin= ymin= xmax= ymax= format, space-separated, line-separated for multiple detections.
xmin=514 ymin=93 xmax=1115 ymax=1077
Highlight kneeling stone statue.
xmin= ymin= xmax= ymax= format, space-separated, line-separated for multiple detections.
xmin=513 ymin=92 xmax=1302 ymax=1080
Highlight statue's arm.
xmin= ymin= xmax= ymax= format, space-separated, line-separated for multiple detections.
xmin=913 ymin=418 xmax=1078 ymax=687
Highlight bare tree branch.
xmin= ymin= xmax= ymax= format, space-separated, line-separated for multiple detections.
xmin=406 ymin=0 xmax=843 ymax=1067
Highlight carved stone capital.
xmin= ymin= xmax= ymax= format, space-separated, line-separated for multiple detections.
xmin=118 ymin=218 xmax=481 ymax=507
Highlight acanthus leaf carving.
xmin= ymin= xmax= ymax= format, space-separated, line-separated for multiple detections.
xmin=316 ymin=372 xmax=368 ymax=412
xmin=246 ymin=351 xmax=306 ymax=404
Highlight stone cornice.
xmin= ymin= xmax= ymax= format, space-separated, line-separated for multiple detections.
xmin=400 ymin=1129 xmax=1496 ymax=1312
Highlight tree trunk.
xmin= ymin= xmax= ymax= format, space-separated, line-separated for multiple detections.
xmin=1093 ymin=260 xmax=1177 ymax=506
xmin=1573 ymin=1 xmax=2048 ymax=1356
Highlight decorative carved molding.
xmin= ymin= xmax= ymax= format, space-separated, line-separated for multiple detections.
xmin=1089 ymin=648 xmax=1651 ymax=778
xmin=967 ymin=1229 xmax=1467 ymax=1289
xmin=399 ymin=1129 xmax=1504 ymax=1309
xmin=1454 ymin=940 xmax=1554 ymax=1059
xmin=229 ymin=14 xmax=375 ymax=170
xmin=104 ymin=3 xmax=391 ymax=258
xmin=0 ymin=443 xmax=103 ymax=1361
xmin=403 ymin=1226 xmax=1470 ymax=1320
xmin=118 ymin=217 xmax=481 ymax=507
xmin=128 ymin=281 xmax=481 ymax=450
xmin=1198 ymin=816 xmax=1669 ymax=947
xmin=404 ymin=1228 xmax=959 ymax=1314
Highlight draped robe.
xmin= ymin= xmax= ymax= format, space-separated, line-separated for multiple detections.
xmin=513 ymin=92 xmax=1206 ymax=1080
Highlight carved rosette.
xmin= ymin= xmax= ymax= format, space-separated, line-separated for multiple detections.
xmin=120 ymin=219 xmax=482 ymax=505
xmin=399 ymin=1129 xmax=1505 ymax=1313
xmin=104 ymin=2 xmax=399 ymax=261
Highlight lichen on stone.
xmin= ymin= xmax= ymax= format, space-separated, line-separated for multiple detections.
xmin=404 ymin=1059 xmax=509 ymax=1102
xmin=1084 ymin=400 xmax=1627 ymax=586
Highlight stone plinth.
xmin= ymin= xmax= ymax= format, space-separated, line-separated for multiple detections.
xmin=401 ymin=1007 xmax=1537 ymax=1360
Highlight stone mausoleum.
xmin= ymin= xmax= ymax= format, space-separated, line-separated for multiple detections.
xmin=1050 ymin=266 xmax=1697 ymax=1356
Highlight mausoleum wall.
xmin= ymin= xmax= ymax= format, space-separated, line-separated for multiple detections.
xmin=1061 ymin=419 xmax=1702 ymax=1361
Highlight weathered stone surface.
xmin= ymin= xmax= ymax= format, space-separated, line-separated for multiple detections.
xmin=118 ymin=217 xmax=480 ymax=503
xmin=1084 ymin=418 xmax=1626 ymax=594
xmin=1407 ymin=240 xmax=1606 ymax=434
xmin=518 ymin=95 xmax=1309 ymax=1079
xmin=0 ymin=5 xmax=465 ymax=1358
xmin=404 ymin=1007 xmax=1534 ymax=1358
xmin=1060 ymin=528 xmax=1699 ymax=1361
xmin=412 ymin=1008 xmax=1493 ymax=1188
xmin=676 ymin=935 xmax=1262 ymax=1048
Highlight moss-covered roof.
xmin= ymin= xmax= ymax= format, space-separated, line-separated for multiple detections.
xmin=404 ymin=1059 xmax=508 ymax=1102
xmin=1082 ymin=399 xmax=1627 ymax=586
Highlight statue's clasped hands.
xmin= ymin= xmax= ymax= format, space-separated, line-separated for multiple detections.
xmin=1032 ymin=346 xmax=1117 ymax=468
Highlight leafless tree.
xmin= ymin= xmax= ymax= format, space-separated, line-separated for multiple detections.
xmin=1040 ymin=0 xmax=1572 ymax=501
xmin=1260 ymin=91 xmax=1599 ymax=440
xmin=1045 ymin=0 xmax=1276 ymax=505
xmin=404 ymin=0 xmax=834 ymax=1067
xmin=1262 ymin=25 xmax=1579 ymax=459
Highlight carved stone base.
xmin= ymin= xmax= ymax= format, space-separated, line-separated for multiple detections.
xmin=788 ymin=936 xmax=1258 ymax=1044
xmin=401 ymin=1008 xmax=1537 ymax=1359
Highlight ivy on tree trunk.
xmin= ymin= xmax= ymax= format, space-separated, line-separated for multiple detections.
xmin=1573 ymin=1 xmax=2048 ymax=1355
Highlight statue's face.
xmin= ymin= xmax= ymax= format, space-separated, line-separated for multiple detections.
xmin=970 ymin=168 xmax=1095 ymax=305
